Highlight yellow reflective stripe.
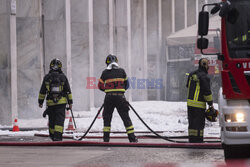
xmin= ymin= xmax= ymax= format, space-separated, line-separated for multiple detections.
xmin=187 ymin=78 xmax=191 ymax=98
xmin=188 ymin=129 xmax=198 ymax=136
xmin=68 ymin=93 xmax=73 ymax=100
xmin=126 ymin=125 xmax=134 ymax=130
xmin=54 ymin=125 xmax=63 ymax=133
xmin=126 ymin=125 xmax=134 ymax=134
xmin=99 ymin=79 xmax=104 ymax=84
xmin=105 ymin=89 xmax=125 ymax=93
xmin=47 ymin=97 xmax=67 ymax=106
xmin=193 ymin=88 xmax=197 ymax=101
xmin=124 ymin=77 xmax=128 ymax=80
xmin=195 ymin=83 xmax=200 ymax=101
xmin=192 ymin=74 xmax=199 ymax=82
xmin=39 ymin=93 xmax=46 ymax=99
xmin=234 ymin=37 xmax=238 ymax=41
xmin=127 ymin=130 xmax=135 ymax=134
xmin=49 ymin=128 xmax=54 ymax=134
xmin=204 ymin=94 xmax=213 ymax=102
xmin=200 ymin=130 xmax=204 ymax=136
xmin=242 ymin=35 xmax=247 ymax=41
xmin=103 ymin=126 xmax=111 ymax=132
xmin=105 ymin=78 xmax=125 ymax=83
xmin=188 ymin=129 xmax=203 ymax=136
xmin=186 ymin=73 xmax=189 ymax=76
xmin=45 ymin=82 xmax=50 ymax=91
xmin=187 ymin=99 xmax=206 ymax=109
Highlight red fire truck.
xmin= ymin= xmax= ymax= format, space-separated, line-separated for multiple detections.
xmin=197 ymin=0 xmax=250 ymax=159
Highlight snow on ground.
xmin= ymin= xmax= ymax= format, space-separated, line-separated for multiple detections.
xmin=0 ymin=101 xmax=220 ymax=138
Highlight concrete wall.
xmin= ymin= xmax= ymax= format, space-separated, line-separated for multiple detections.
xmin=0 ymin=0 xmax=13 ymax=125
xmin=16 ymin=0 xmax=42 ymax=119
xmin=0 ymin=0 xmax=205 ymax=125
xmin=71 ymin=0 xmax=90 ymax=111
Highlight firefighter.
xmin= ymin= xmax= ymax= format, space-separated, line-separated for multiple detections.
xmin=38 ymin=58 xmax=73 ymax=141
xmin=186 ymin=58 xmax=214 ymax=143
xmin=98 ymin=54 xmax=138 ymax=143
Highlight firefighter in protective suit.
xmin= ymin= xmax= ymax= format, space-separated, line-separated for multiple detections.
xmin=186 ymin=58 xmax=214 ymax=143
xmin=38 ymin=58 xmax=73 ymax=141
xmin=98 ymin=54 xmax=138 ymax=143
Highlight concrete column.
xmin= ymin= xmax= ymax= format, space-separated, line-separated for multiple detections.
xmin=109 ymin=0 xmax=114 ymax=54
xmin=175 ymin=0 xmax=185 ymax=31
xmin=143 ymin=0 xmax=148 ymax=99
xmin=71 ymin=0 xmax=90 ymax=111
xmin=0 ymin=0 xmax=17 ymax=125
xmin=93 ymin=0 xmax=109 ymax=107
xmin=171 ymin=0 xmax=175 ymax=33
xmin=161 ymin=0 xmax=172 ymax=100
xmin=42 ymin=0 xmax=67 ymax=73
xmin=147 ymin=0 xmax=160 ymax=100
xmin=65 ymin=0 xmax=72 ymax=86
xmin=130 ymin=0 xmax=147 ymax=101
xmin=187 ymin=0 xmax=196 ymax=27
xmin=196 ymin=0 xmax=199 ymax=24
xmin=89 ymin=0 xmax=94 ymax=108
xmin=127 ymin=0 xmax=132 ymax=102
xmin=10 ymin=0 xmax=17 ymax=121
xmin=113 ymin=0 xmax=128 ymax=69
xmin=16 ymin=0 xmax=42 ymax=119
xmin=184 ymin=0 xmax=187 ymax=28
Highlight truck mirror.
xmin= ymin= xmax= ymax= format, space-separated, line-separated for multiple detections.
xmin=197 ymin=38 xmax=209 ymax=50
xmin=198 ymin=11 xmax=209 ymax=36
xmin=211 ymin=4 xmax=221 ymax=15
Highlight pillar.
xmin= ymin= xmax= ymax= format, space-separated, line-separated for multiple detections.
xmin=0 ymin=0 xmax=17 ymax=125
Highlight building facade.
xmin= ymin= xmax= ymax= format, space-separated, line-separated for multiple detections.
xmin=0 ymin=0 xmax=219 ymax=125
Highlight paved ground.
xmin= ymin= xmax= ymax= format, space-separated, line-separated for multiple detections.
xmin=0 ymin=135 xmax=225 ymax=167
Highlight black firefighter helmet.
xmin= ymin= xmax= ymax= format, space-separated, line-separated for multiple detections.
xmin=205 ymin=106 xmax=218 ymax=122
xmin=50 ymin=58 xmax=62 ymax=71
xmin=106 ymin=54 xmax=118 ymax=66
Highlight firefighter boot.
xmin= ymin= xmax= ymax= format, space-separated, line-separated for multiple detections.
xmin=128 ymin=133 xmax=138 ymax=143
xmin=53 ymin=131 xmax=63 ymax=141
xmin=103 ymin=132 xmax=110 ymax=142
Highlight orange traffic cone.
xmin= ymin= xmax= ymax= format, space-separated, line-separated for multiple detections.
xmin=66 ymin=117 xmax=75 ymax=131
xmin=65 ymin=109 xmax=71 ymax=119
xmin=12 ymin=118 xmax=19 ymax=132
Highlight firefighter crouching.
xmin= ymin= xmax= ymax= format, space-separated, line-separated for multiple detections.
xmin=38 ymin=58 xmax=73 ymax=141
xmin=98 ymin=54 xmax=138 ymax=143
xmin=186 ymin=58 xmax=214 ymax=143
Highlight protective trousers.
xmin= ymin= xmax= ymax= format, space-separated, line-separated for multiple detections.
xmin=187 ymin=106 xmax=205 ymax=143
xmin=103 ymin=94 xmax=137 ymax=142
xmin=47 ymin=104 xmax=66 ymax=141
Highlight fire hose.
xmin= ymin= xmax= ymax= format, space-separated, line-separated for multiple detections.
xmin=77 ymin=104 xmax=104 ymax=141
xmin=77 ymin=103 xmax=219 ymax=143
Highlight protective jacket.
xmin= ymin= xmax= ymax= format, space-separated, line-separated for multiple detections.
xmin=38 ymin=70 xmax=73 ymax=106
xmin=186 ymin=68 xmax=213 ymax=109
xmin=98 ymin=64 xmax=129 ymax=93
xmin=98 ymin=62 xmax=137 ymax=143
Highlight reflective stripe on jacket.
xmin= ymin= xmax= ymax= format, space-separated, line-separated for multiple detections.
xmin=98 ymin=68 xmax=129 ymax=93
xmin=186 ymin=69 xmax=213 ymax=109
xmin=38 ymin=71 xmax=73 ymax=106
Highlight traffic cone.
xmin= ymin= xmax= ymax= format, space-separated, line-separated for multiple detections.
xmin=66 ymin=117 xmax=75 ymax=131
xmin=65 ymin=108 xmax=71 ymax=119
xmin=12 ymin=118 xmax=19 ymax=132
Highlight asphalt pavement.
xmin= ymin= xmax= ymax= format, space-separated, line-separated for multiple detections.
xmin=0 ymin=135 xmax=226 ymax=167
